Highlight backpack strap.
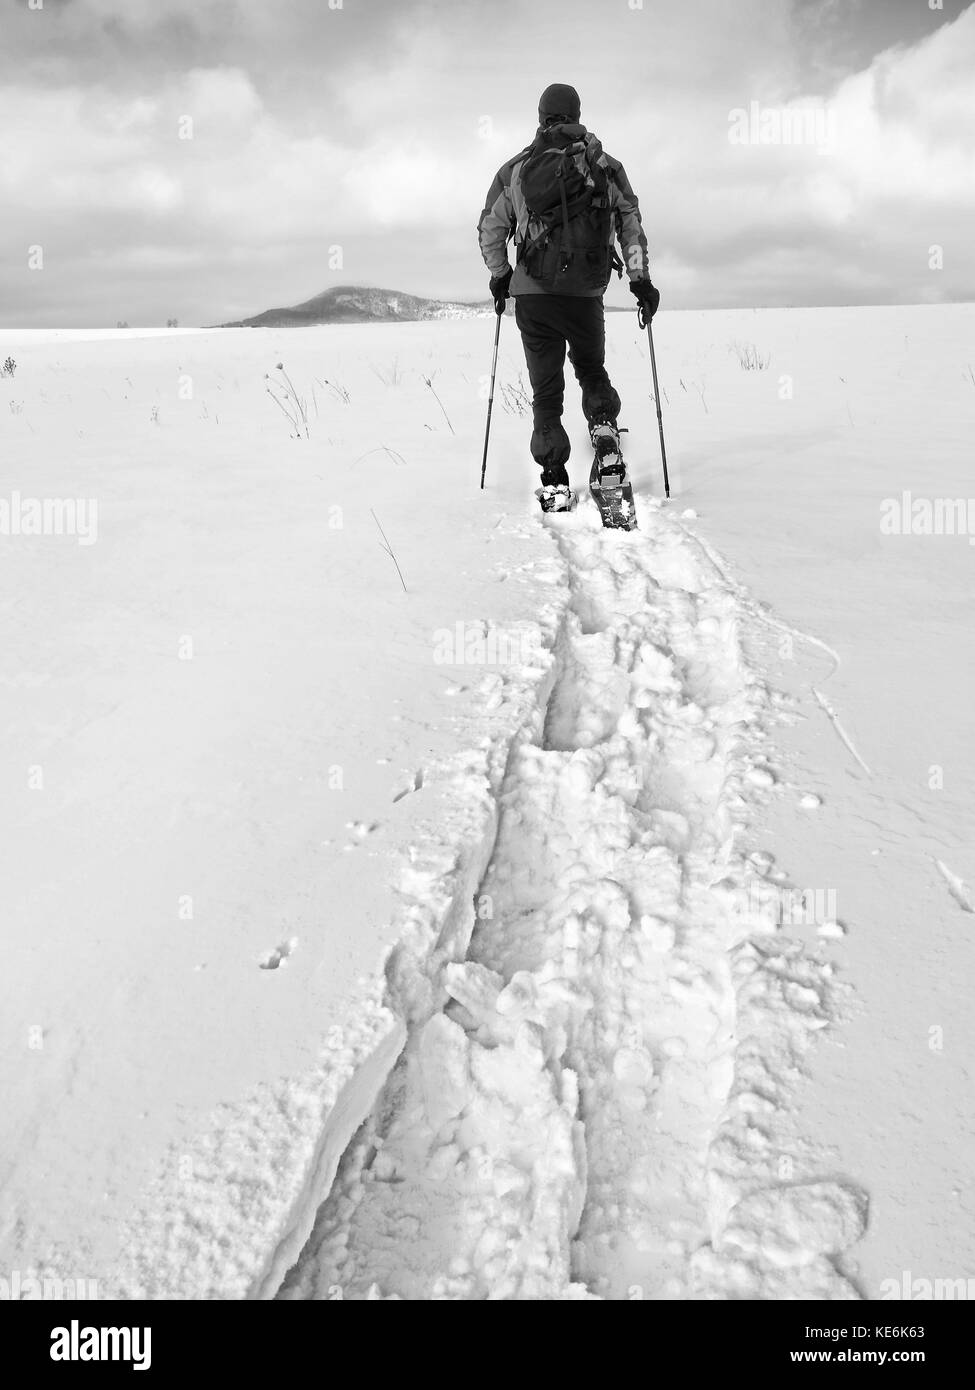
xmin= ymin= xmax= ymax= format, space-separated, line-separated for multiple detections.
xmin=557 ymin=156 xmax=572 ymax=270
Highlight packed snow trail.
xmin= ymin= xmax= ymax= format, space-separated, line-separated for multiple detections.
xmin=280 ymin=496 xmax=866 ymax=1301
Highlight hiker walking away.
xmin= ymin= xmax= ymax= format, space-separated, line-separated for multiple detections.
xmin=477 ymin=83 xmax=660 ymax=513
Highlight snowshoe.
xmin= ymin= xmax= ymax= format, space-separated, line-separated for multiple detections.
xmin=536 ymin=483 xmax=575 ymax=514
xmin=589 ymin=422 xmax=637 ymax=530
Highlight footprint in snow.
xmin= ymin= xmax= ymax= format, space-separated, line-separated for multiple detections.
xmin=748 ymin=849 xmax=776 ymax=876
xmin=817 ymin=920 xmax=846 ymax=939
xmin=259 ymin=937 xmax=298 ymax=971
xmin=346 ymin=819 xmax=379 ymax=838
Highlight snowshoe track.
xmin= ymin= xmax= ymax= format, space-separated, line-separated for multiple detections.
xmin=280 ymin=499 xmax=866 ymax=1301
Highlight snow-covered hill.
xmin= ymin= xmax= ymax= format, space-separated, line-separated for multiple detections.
xmin=1 ymin=304 xmax=973 ymax=1299
xmin=220 ymin=284 xmax=493 ymax=327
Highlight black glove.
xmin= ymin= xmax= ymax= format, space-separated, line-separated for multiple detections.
xmin=489 ymin=267 xmax=513 ymax=315
xmin=630 ymin=278 xmax=660 ymax=326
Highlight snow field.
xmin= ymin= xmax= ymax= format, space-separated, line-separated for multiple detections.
xmin=4 ymin=304 xmax=972 ymax=1298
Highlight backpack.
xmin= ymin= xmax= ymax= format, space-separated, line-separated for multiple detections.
xmin=516 ymin=126 xmax=620 ymax=292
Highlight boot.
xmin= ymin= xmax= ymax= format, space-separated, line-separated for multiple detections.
xmin=537 ymin=482 xmax=573 ymax=513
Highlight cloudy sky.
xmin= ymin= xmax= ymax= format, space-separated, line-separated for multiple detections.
xmin=2 ymin=0 xmax=973 ymax=326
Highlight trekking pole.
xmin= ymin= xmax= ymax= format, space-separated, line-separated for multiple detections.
xmin=641 ymin=308 xmax=671 ymax=499
xmin=479 ymin=310 xmax=502 ymax=490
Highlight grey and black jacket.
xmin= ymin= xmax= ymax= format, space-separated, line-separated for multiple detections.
xmin=478 ymin=125 xmax=650 ymax=298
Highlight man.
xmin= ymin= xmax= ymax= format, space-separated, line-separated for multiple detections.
xmin=478 ymin=82 xmax=660 ymax=514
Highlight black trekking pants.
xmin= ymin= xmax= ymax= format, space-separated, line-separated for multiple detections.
xmin=514 ymin=293 xmax=621 ymax=465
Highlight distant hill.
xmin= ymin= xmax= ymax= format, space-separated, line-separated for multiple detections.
xmin=219 ymin=285 xmax=494 ymax=327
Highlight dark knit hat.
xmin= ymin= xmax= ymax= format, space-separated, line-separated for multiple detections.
xmin=538 ymin=83 xmax=581 ymax=125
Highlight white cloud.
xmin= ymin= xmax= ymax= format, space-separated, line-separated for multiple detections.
xmin=825 ymin=12 xmax=975 ymax=205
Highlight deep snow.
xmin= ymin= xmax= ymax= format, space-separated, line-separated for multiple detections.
xmin=1 ymin=304 xmax=972 ymax=1298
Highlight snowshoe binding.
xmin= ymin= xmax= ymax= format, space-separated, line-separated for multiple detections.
xmin=589 ymin=422 xmax=637 ymax=530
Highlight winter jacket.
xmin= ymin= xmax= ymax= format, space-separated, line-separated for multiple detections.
xmin=478 ymin=124 xmax=650 ymax=298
